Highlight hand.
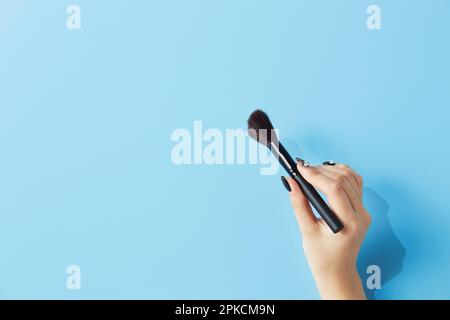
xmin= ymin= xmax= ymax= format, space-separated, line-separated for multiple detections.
xmin=282 ymin=161 xmax=371 ymax=300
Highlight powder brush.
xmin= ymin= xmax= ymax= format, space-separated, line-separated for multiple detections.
xmin=247 ymin=109 xmax=343 ymax=233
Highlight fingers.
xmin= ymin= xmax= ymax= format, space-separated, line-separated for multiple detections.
xmin=320 ymin=165 xmax=365 ymax=214
xmin=281 ymin=176 xmax=318 ymax=234
xmin=322 ymin=165 xmax=361 ymax=198
xmin=323 ymin=162 xmax=370 ymax=225
xmin=335 ymin=163 xmax=363 ymax=195
xmin=282 ymin=160 xmax=371 ymax=232
xmin=296 ymin=164 xmax=356 ymax=224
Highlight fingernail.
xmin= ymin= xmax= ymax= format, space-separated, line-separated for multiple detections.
xmin=302 ymin=161 xmax=310 ymax=167
xmin=295 ymin=157 xmax=305 ymax=164
xmin=281 ymin=176 xmax=291 ymax=192
xmin=322 ymin=160 xmax=336 ymax=166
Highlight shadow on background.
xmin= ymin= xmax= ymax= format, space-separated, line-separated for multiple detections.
xmin=357 ymin=188 xmax=406 ymax=300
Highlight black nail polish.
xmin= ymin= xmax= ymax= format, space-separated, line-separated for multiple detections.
xmin=295 ymin=157 xmax=304 ymax=164
xmin=281 ymin=176 xmax=291 ymax=192
xmin=323 ymin=160 xmax=336 ymax=166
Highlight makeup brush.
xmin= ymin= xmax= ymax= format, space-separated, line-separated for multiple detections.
xmin=247 ymin=109 xmax=343 ymax=233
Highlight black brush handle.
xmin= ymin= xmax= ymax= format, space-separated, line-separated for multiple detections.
xmin=293 ymin=173 xmax=343 ymax=233
xmin=273 ymin=142 xmax=343 ymax=233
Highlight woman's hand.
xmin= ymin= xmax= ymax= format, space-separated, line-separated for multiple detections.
xmin=282 ymin=161 xmax=371 ymax=300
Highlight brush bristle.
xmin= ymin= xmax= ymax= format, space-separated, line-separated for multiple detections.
xmin=247 ymin=109 xmax=278 ymax=147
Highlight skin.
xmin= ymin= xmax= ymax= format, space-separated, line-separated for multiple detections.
xmin=283 ymin=162 xmax=371 ymax=300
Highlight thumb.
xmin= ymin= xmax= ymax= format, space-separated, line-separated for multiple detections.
xmin=282 ymin=176 xmax=317 ymax=234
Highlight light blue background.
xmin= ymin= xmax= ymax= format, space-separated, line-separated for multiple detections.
xmin=1 ymin=0 xmax=449 ymax=299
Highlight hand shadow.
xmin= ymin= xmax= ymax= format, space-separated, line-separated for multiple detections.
xmin=357 ymin=188 xmax=406 ymax=300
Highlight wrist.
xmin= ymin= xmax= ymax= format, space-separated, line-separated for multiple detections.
xmin=312 ymin=266 xmax=366 ymax=300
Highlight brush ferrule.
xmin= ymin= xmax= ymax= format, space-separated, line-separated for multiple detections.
xmin=269 ymin=141 xmax=298 ymax=175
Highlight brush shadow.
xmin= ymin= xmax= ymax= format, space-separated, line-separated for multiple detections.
xmin=357 ymin=188 xmax=406 ymax=300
